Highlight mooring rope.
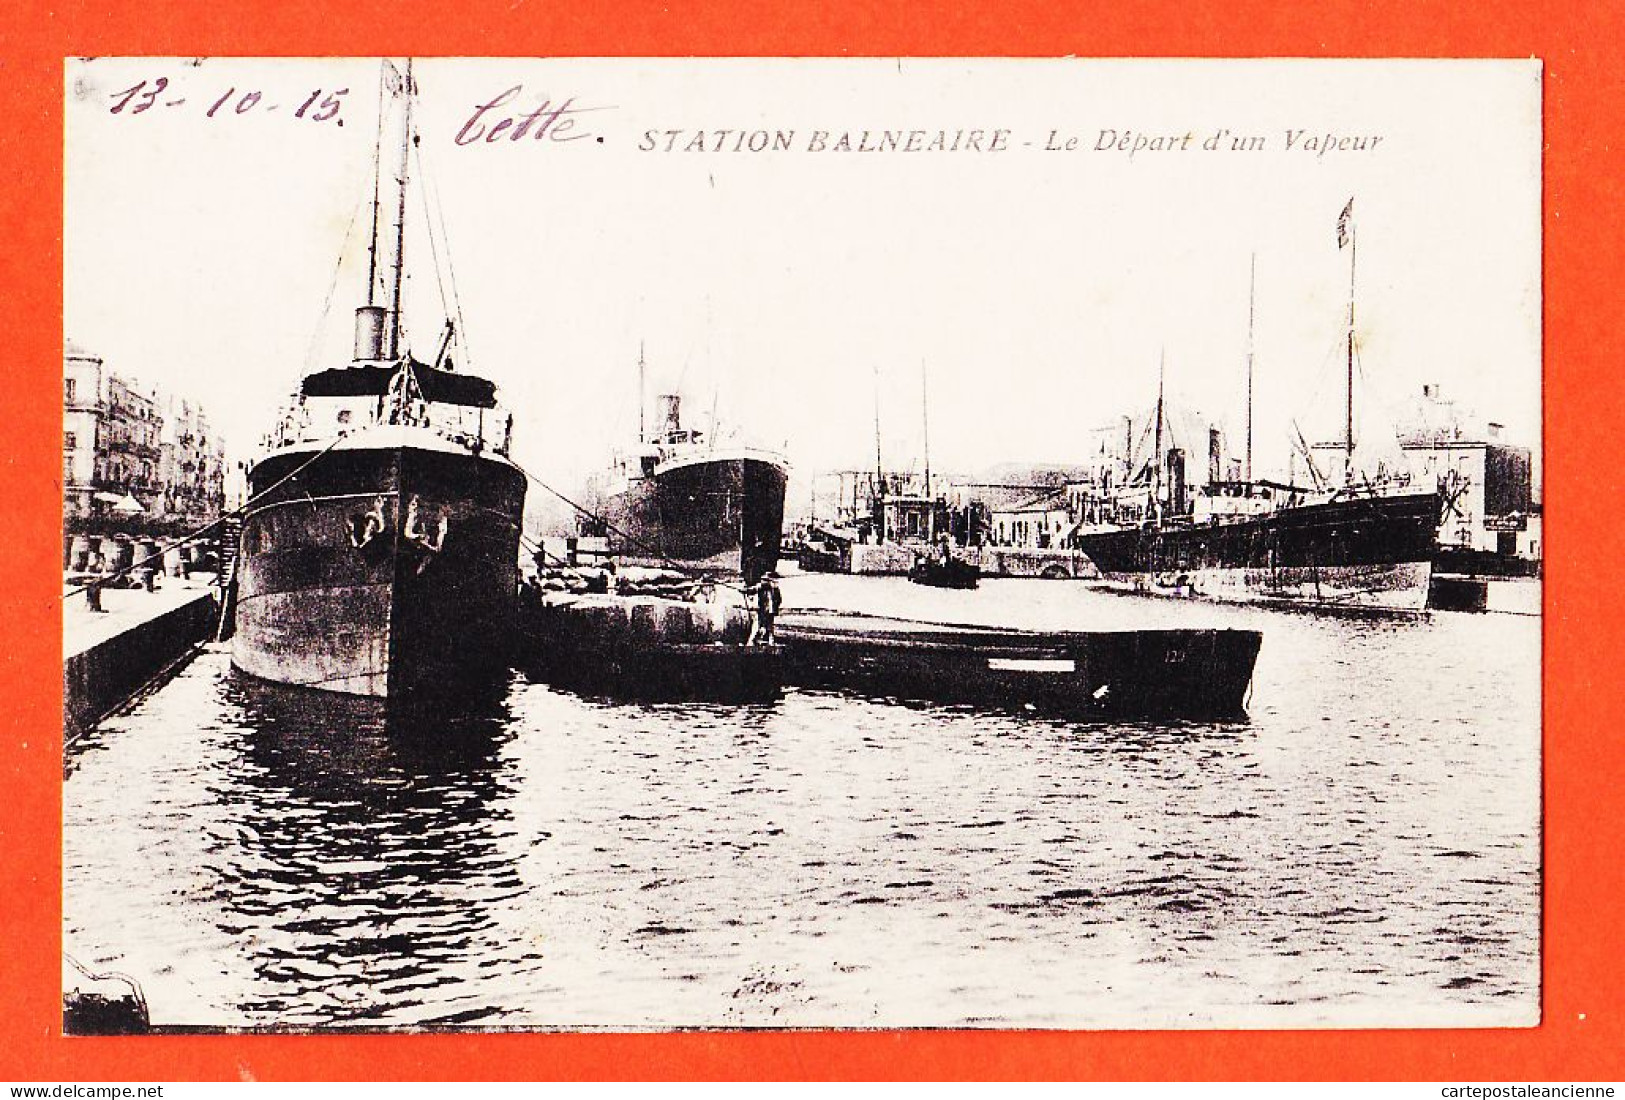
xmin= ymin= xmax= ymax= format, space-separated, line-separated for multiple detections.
xmin=501 ymin=454 xmax=755 ymax=596
xmin=63 ymin=433 xmax=352 ymax=601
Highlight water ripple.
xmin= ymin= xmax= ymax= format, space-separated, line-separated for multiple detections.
xmin=64 ymin=577 xmax=1540 ymax=1028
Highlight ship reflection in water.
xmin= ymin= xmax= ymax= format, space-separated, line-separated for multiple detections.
xmin=209 ymin=680 xmax=530 ymax=1027
xmin=63 ymin=577 xmax=1540 ymax=1029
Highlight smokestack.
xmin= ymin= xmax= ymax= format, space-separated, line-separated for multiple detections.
xmin=354 ymin=306 xmax=387 ymax=361
xmin=1168 ymin=448 xmax=1187 ymax=514
xmin=658 ymin=393 xmax=681 ymax=434
xmin=1208 ymin=427 xmax=1222 ymax=486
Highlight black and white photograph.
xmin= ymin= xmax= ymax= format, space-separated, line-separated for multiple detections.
xmin=61 ymin=57 xmax=1541 ymax=1032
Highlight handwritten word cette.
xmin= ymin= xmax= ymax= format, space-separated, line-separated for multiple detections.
xmin=453 ymin=86 xmax=602 ymax=146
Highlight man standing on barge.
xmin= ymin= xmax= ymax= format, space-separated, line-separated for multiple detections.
xmin=747 ymin=572 xmax=782 ymax=646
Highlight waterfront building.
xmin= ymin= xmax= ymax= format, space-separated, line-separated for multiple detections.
xmin=985 ymin=487 xmax=1073 ymax=549
xmin=1309 ymin=383 xmax=1539 ymax=560
xmin=157 ymin=395 xmax=227 ymax=526
xmin=810 ymin=470 xmax=940 ymax=544
xmin=1395 ymin=384 xmax=1537 ymax=559
xmin=62 ymin=341 xmax=106 ymax=520
xmin=105 ymin=373 xmax=163 ymax=514
xmin=63 ymin=339 xmax=226 ymax=528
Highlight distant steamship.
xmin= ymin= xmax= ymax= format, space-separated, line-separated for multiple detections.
xmin=1072 ymin=205 xmax=1440 ymax=611
xmin=589 ymin=350 xmax=788 ymax=584
xmin=232 ymin=61 xmax=526 ymax=697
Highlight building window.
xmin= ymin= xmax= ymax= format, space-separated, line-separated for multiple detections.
xmin=65 ymin=431 xmax=76 ymax=451
xmin=64 ymin=378 xmax=76 ymax=403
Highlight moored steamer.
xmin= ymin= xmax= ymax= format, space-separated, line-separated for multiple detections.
xmin=232 ymin=60 xmax=527 ymax=698
xmin=594 ymin=349 xmax=788 ymax=584
xmin=1074 ymin=204 xmax=1440 ymax=612
xmin=1076 ymin=486 xmax=1440 ymax=610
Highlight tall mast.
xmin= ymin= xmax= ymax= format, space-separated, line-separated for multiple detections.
xmin=637 ymin=341 xmax=646 ymax=443
xmin=1124 ymin=415 xmax=1133 ymax=487
xmin=1153 ymin=348 xmax=1166 ymax=506
xmin=365 ymin=65 xmax=386 ymax=311
xmin=872 ymin=365 xmax=885 ymax=542
xmin=1341 ymin=198 xmax=1357 ymax=485
xmin=921 ymin=359 xmax=933 ymax=542
xmin=921 ymin=359 xmax=932 ymax=501
xmin=386 ymin=59 xmax=413 ymax=361
xmin=352 ymin=65 xmax=395 ymax=363
xmin=1245 ymin=253 xmax=1256 ymax=484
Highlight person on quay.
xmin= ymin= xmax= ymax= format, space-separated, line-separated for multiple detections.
xmin=83 ymin=548 xmax=108 ymax=613
xmin=747 ymin=571 xmax=783 ymax=647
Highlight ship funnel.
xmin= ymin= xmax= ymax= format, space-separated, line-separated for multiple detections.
xmin=354 ymin=306 xmax=388 ymax=361
xmin=1167 ymin=448 xmax=1187 ymax=514
xmin=658 ymin=393 xmax=681 ymax=433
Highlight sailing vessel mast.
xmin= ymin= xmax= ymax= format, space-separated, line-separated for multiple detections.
xmin=921 ymin=359 xmax=932 ymax=541
xmin=1245 ymin=254 xmax=1256 ymax=484
xmin=1340 ymin=197 xmax=1357 ymax=486
xmin=872 ymin=365 xmax=885 ymax=542
xmin=364 ymin=68 xmax=385 ymax=326
xmin=921 ymin=359 xmax=931 ymax=499
xmin=1123 ymin=415 xmax=1134 ymax=489
xmin=355 ymin=60 xmax=413 ymax=365
xmin=1153 ymin=348 xmax=1166 ymax=513
xmin=387 ymin=60 xmax=412 ymax=361
xmin=637 ymin=341 xmax=646 ymax=443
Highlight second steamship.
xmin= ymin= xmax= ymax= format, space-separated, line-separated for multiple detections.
xmin=590 ymin=358 xmax=788 ymax=583
xmin=1073 ymin=204 xmax=1440 ymax=611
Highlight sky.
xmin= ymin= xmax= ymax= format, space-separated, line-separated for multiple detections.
xmin=65 ymin=57 xmax=1541 ymax=509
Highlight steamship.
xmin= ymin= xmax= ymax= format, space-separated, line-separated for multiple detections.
xmin=1072 ymin=210 xmax=1440 ymax=611
xmin=1072 ymin=482 xmax=1441 ymax=610
xmin=593 ymin=366 xmax=788 ymax=584
xmin=232 ymin=61 xmax=527 ymax=697
xmin=1071 ymin=374 xmax=1441 ymax=611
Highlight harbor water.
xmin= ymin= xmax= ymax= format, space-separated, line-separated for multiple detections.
xmin=62 ymin=575 xmax=1542 ymax=1029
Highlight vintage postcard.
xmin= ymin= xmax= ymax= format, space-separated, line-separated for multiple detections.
xmin=60 ymin=57 xmax=1541 ymax=1032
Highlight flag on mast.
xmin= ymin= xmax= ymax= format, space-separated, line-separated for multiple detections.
xmin=1337 ymin=197 xmax=1355 ymax=249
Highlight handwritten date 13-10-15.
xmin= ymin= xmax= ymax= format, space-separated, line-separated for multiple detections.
xmin=109 ymin=78 xmax=350 ymax=125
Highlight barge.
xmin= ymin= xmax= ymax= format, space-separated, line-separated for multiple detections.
xmin=778 ymin=610 xmax=1261 ymax=719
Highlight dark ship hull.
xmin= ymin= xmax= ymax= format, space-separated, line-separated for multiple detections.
xmin=1074 ymin=490 xmax=1441 ymax=610
xmin=233 ymin=437 xmax=526 ymax=697
xmin=603 ymin=454 xmax=788 ymax=583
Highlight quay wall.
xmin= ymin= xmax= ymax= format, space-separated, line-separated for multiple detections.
xmin=64 ymin=592 xmax=218 ymax=733
xmin=842 ymin=543 xmax=1101 ymax=578
xmin=522 ymin=593 xmax=752 ymax=651
xmin=849 ymin=544 xmax=915 ymax=575
xmin=975 ymin=546 xmax=1100 ymax=579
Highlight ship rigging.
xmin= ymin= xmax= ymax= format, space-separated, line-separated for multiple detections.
xmin=231 ymin=59 xmax=528 ymax=698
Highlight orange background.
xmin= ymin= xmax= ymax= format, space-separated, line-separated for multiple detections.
xmin=3 ymin=0 xmax=1620 ymax=1082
